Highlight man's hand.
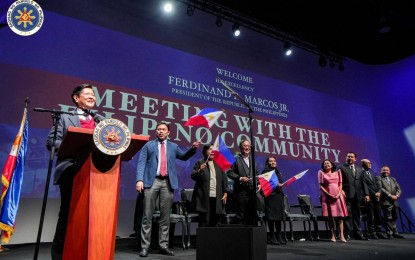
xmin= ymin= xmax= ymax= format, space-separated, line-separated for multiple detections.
xmin=240 ymin=176 xmax=251 ymax=183
xmin=222 ymin=193 xmax=228 ymax=204
xmin=136 ymin=181 xmax=144 ymax=193
xmin=192 ymin=141 xmax=201 ymax=149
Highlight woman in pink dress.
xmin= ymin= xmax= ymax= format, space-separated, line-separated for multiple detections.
xmin=318 ymin=159 xmax=348 ymax=242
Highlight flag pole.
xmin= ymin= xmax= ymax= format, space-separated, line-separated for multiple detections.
xmin=199 ymin=131 xmax=208 ymax=142
xmin=0 ymin=231 xmax=3 ymax=252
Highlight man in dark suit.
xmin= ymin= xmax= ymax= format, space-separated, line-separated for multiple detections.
xmin=337 ymin=152 xmax=367 ymax=240
xmin=46 ymin=84 xmax=105 ymax=260
xmin=135 ymin=122 xmax=200 ymax=257
xmin=226 ymin=139 xmax=260 ymax=225
xmin=378 ymin=166 xmax=404 ymax=239
xmin=361 ymin=159 xmax=386 ymax=239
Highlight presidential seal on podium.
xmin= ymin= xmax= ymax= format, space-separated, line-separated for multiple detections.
xmin=93 ymin=118 xmax=131 ymax=155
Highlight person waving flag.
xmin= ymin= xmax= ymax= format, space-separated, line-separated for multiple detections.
xmin=258 ymin=170 xmax=279 ymax=198
xmin=184 ymin=108 xmax=224 ymax=128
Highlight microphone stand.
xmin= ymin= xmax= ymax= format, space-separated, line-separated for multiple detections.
xmin=218 ymin=78 xmax=257 ymax=226
xmin=32 ymin=108 xmax=74 ymax=260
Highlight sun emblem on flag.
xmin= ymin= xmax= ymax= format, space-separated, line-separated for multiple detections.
xmin=15 ymin=7 xmax=36 ymax=28
xmin=93 ymin=119 xmax=131 ymax=155
xmin=104 ymin=127 xmax=123 ymax=146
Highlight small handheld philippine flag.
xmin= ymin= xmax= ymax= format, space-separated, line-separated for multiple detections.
xmin=184 ymin=108 xmax=224 ymax=128
xmin=283 ymin=169 xmax=308 ymax=187
xmin=258 ymin=170 xmax=279 ymax=198
xmin=212 ymin=134 xmax=235 ymax=172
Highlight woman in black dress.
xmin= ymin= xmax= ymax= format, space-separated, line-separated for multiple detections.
xmin=263 ymin=156 xmax=286 ymax=245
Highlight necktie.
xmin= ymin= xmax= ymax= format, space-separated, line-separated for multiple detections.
xmin=160 ymin=141 xmax=167 ymax=176
xmin=366 ymin=171 xmax=372 ymax=180
xmin=350 ymin=165 xmax=356 ymax=177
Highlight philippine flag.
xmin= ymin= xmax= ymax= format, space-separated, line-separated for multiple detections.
xmin=212 ymin=134 xmax=235 ymax=172
xmin=184 ymin=108 xmax=224 ymax=128
xmin=1 ymin=107 xmax=28 ymax=243
xmin=258 ymin=170 xmax=279 ymax=198
xmin=283 ymin=169 xmax=309 ymax=187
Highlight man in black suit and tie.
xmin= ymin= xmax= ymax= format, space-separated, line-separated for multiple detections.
xmin=337 ymin=152 xmax=367 ymax=240
xmin=377 ymin=166 xmax=404 ymax=239
xmin=46 ymin=84 xmax=105 ymax=260
xmin=226 ymin=139 xmax=261 ymax=225
xmin=361 ymin=159 xmax=386 ymax=239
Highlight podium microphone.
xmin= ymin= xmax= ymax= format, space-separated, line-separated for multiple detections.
xmin=34 ymin=108 xmax=59 ymax=113
xmin=81 ymin=107 xmax=103 ymax=123
xmin=217 ymin=78 xmax=236 ymax=94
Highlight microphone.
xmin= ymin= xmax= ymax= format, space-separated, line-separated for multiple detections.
xmin=217 ymin=77 xmax=253 ymax=112
xmin=81 ymin=107 xmax=104 ymax=123
xmin=33 ymin=108 xmax=74 ymax=115
xmin=217 ymin=78 xmax=236 ymax=94
xmin=34 ymin=108 xmax=55 ymax=113
xmin=81 ymin=107 xmax=95 ymax=117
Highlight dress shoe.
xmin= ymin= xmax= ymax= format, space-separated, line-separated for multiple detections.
xmin=370 ymin=233 xmax=379 ymax=240
xmin=269 ymin=240 xmax=280 ymax=245
xmin=376 ymin=233 xmax=387 ymax=239
xmin=159 ymin=247 xmax=174 ymax=256
xmin=354 ymin=234 xmax=368 ymax=240
xmin=277 ymin=233 xmax=287 ymax=245
xmin=139 ymin=249 xmax=149 ymax=257
xmin=393 ymin=233 xmax=404 ymax=238
xmin=278 ymin=239 xmax=287 ymax=245
xmin=269 ymin=233 xmax=280 ymax=245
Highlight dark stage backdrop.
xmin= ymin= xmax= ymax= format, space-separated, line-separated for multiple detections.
xmin=0 ymin=1 xmax=413 ymax=244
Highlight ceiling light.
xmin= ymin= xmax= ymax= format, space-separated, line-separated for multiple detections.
xmin=232 ymin=23 xmax=241 ymax=37
xmin=318 ymin=56 xmax=327 ymax=67
xmin=378 ymin=16 xmax=391 ymax=34
xmin=162 ymin=1 xmax=173 ymax=13
xmin=186 ymin=5 xmax=195 ymax=16
xmin=338 ymin=62 xmax=345 ymax=72
xmin=283 ymin=43 xmax=293 ymax=56
xmin=215 ymin=16 xmax=223 ymax=27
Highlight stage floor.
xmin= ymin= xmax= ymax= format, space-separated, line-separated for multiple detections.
xmin=1 ymin=233 xmax=415 ymax=260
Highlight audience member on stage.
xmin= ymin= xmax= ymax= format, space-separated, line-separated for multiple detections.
xmin=377 ymin=166 xmax=404 ymax=239
xmin=46 ymin=84 xmax=105 ymax=260
xmin=318 ymin=159 xmax=348 ymax=243
xmin=227 ymin=139 xmax=261 ymax=225
xmin=262 ymin=156 xmax=286 ymax=245
xmin=190 ymin=143 xmax=228 ymax=227
xmin=135 ymin=122 xmax=200 ymax=257
xmin=337 ymin=152 xmax=367 ymax=240
xmin=361 ymin=159 xmax=386 ymax=239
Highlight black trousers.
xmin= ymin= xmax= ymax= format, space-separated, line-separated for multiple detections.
xmin=51 ymin=172 xmax=75 ymax=260
xmin=235 ymin=189 xmax=256 ymax=225
xmin=345 ymin=196 xmax=362 ymax=236
xmin=199 ymin=197 xmax=221 ymax=227
xmin=364 ymin=198 xmax=383 ymax=233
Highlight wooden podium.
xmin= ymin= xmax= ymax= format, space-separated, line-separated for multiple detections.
xmin=58 ymin=127 xmax=148 ymax=260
